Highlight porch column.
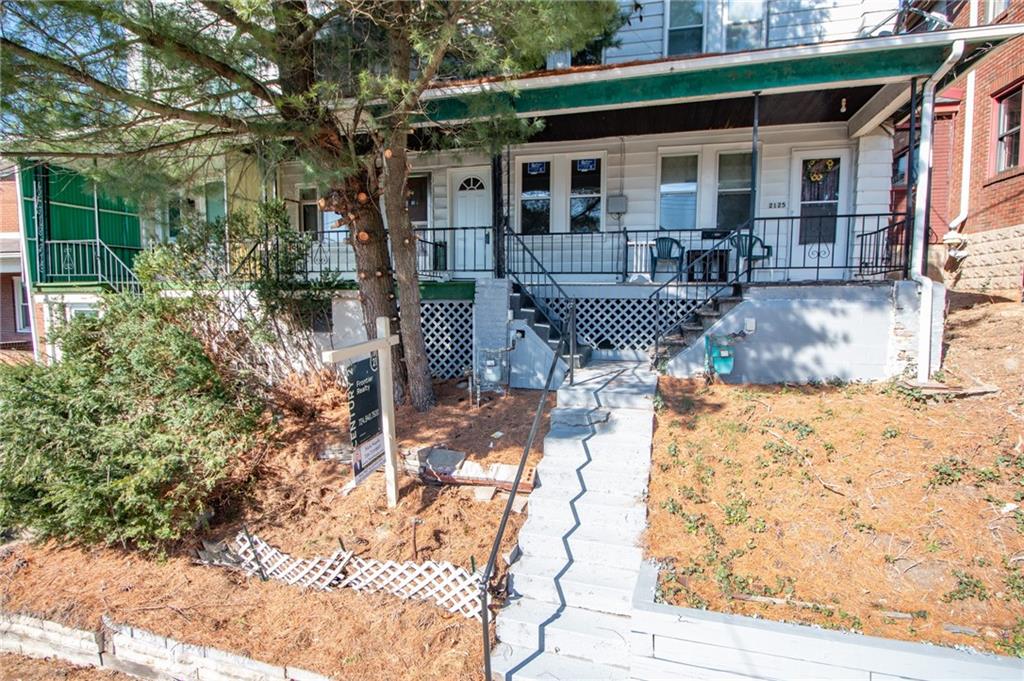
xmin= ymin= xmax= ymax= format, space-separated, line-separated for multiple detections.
xmin=746 ymin=91 xmax=761 ymax=282
xmin=905 ymin=78 xmax=918 ymax=278
xmin=491 ymin=154 xmax=505 ymax=278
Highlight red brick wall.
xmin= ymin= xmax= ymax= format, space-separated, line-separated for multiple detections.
xmin=0 ymin=173 xmax=19 ymax=234
xmin=944 ymin=1 xmax=1024 ymax=236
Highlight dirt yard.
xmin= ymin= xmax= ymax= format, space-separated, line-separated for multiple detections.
xmin=647 ymin=293 xmax=1024 ymax=657
xmin=0 ymin=381 xmax=550 ymax=680
xmin=0 ymin=654 xmax=130 ymax=680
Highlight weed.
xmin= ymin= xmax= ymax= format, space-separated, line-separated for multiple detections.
xmin=882 ymin=426 xmax=900 ymax=440
xmin=783 ymin=420 xmax=815 ymax=440
xmin=763 ymin=439 xmax=797 ymax=462
xmin=853 ymin=522 xmax=876 ymax=534
xmin=925 ymin=539 xmax=943 ymax=553
xmin=693 ymin=455 xmax=715 ymax=487
xmin=975 ymin=556 xmax=992 ymax=568
xmin=683 ymin=513 xmax=707 ymax=535
xmin=973 ymin=468 xmax=1001 ymax=486
xmin=749 ymin=517 xmax=767 ymax=533
xmin=997 ymin=618 xmax=1024 ymax=658
xmin=827 ymin=376 xmax=847 ymax=388
xmin=1006 ymin=568 xmax=1024 ymax=603
xmin=653 ymin=391 xmax=666 ymax=412
xmin=928 ymin=457 xmax=970 ymax=487
xmin=942 ymin=571 xmax=989 ymax=603
xmin=677 ymin=485 xmax=708 ymax=504
xmin=1014 ymin=510 xmax=1024 ymax=534
xmin=724 ymin=496 xmax=750 ymax=526
xmin=823 ymin=441 xmax=837 ymax=455
xmin=883 ymin=381 xmax=930 ymax=405
xmin=661 ymin=498 xmax=683 ymax=516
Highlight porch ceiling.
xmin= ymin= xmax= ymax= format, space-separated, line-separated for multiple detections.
xmin=527 ymin=87 xmax=879 ymax=142
xmin=421 ymin=25 xmax=1024 ymax=124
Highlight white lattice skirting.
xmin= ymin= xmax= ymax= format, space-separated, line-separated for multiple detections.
xmin=421 ymin=300 xmax=473 ymax=380
xmin=545 ymin=296 xmax=697 ymax=351
xmin=206 ymin=532 xmax=483 ymax=620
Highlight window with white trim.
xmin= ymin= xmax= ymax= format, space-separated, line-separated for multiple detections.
xmin=716 ymin=152 xmax=753 ymax=230
xmin=986 ymin=0 xmax=1009 ymax=22
xmin=520 ymin=161 xmax=552 ymax=235
xmin=666 ymin=0 xmax=705 ymax=56
xmin=517 ymin=156 xmax=605 ymax=234
xmin=658 ymin=155 xmax=699 ymax=229
xmin=407 ymin=175 xmax=431 ymax=228
xmin=995 ymin=86 xmax=1022 ymax=172
xmin=569 ymin=158 xmax=602 ymax=233
xmin=724 ymin=0 xmax=766 ymax=51
xmin=12 ymin=275 xmax=30 ymax=333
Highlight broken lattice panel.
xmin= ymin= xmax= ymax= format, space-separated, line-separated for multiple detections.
xmin=230 ymin=532 xmax=482 ymax=620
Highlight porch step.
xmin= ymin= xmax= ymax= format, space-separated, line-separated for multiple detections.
xmin=510 ymin=556 xmax=636 ymax=615
xmin=490 ymin=643 xmax=628 ymax=681
xmin=495 ymin=599 xmax=631 ymax=667
xmin=517 ymin=516 xmax=644 ymax=571
xmin=534 ymin=455 xmax=650 ymax=498
xmin=527 ymin=488 xmax=646 ymax=531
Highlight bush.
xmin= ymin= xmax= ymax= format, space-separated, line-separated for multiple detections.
xmin=0 ymin=292 xmax=261 ymax=549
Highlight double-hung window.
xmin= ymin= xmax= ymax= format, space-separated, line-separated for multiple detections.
xmin=570 ymin=158 xmax=602 ymax=233
xmin=986 ymin=0 xmax=1009 ymax=22
xmin=716 ymin=152 xmax=753 ymax=230
xmin=995 ymin=86 xmax=1022 ymax=173
xmin=204 ymin=181 xmax=226 ymax=223
xmin=12 ymin=275 xmax=30 ymax=333
xmin=724 ymin=0 xmax=766 ymax=51
xmin=667 ymin=0 xmax=705 ymax=56
xmin=518 ymin=157 xmax=604 ymax=234
xmin=520 ymin=161 xmax=552 ymax=235
xmin=298 ymin=187 xmax=320 ymax=234
xmin=659 ymin=155 xmax=699 ymax=229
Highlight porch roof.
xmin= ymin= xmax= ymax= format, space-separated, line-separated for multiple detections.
xmin=421 ymin=24 xmax=1024 ymax=124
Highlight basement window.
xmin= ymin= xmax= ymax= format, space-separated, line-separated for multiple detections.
xmin=995 ymin=87 xmax=1021 ymax=172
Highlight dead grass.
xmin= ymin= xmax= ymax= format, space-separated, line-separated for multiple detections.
xmin=0 ymin=380 xmax=549 ymax=680
xmin=646 ymin=294 xmax=1024 ymax=656
xmin=0 ymin=653 xmax=130 ymax=680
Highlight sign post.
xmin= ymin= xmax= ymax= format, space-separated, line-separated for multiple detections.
xmin=321 ymin=316 xmax=400 ymax=508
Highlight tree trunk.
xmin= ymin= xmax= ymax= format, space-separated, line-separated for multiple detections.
xmin=383 ymin=137 xmax=436 ymax=411
xmin=334 ymin=171 xmax=408 ymax=404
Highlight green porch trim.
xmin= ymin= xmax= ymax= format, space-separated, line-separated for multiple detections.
xmin=419 ymin=281 xmax=475 ymax=300
xmin=33 ymin=282 xmax=111 ymax=294
xmin=423 ymin=44 xmax=951 ymax=122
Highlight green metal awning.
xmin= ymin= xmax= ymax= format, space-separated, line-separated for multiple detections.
xmin=419 ymin=24 xmax=1024 ymax=123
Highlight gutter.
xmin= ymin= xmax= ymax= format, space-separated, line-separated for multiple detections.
xmin=947 ymin=1 xmax=979 ymax=237
xmin=911 ymin=39 xmax=965 ymax=383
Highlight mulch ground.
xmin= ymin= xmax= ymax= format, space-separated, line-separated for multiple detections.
xmin=646 ymin=293 xmax=1024 ymax=657
xmin=0 ymin=380 xmax=550 ymax=680
xmin=0 ymin=653 xmax=130 ymax=680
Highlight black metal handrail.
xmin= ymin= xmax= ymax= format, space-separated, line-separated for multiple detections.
xmin=647 ymin=228 xmax=748 ymax=365
xmin=479 ymin=313 xmax=570 ymax=680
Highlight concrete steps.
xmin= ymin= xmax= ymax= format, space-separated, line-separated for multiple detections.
xmin=492 ymin=363 xmax=657 ymax=680
xmin=490 ymin=644 xmax=628 ymax=681
xmin=496 ymin=599 xmax=631 ymax=667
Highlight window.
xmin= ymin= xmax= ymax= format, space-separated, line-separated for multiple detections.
xmin=569 ymin=158 xmax=602 ymax=233
xmin=167 ymin=197 xmax=182 ymax=240
xmin=659 ymin=155 xmax=699 ymax=229
xmin=299 ymin=187 xmax=319 ymax=234
xmin=986 ymin=0 xmax=1009 ymax=22
xmin=12 ymin=275 xmax=29 ymax=333
xmin=521 ymin=161 xmax=551 ymax=235
xmin=571 ymin=39 xmax=604 ymax=66
xmin=66 ymin=303 xmax=98 ymax=319
xmin=407 ymin=175 xmax=430 ymax=227
xmin=798 ymin=157 xmax=842 ymax=244
xmin=892 ymin=150 xmax=909 ymax=185
xmin=667 ymin=0 xmax=704 ymax=56
xmin=204 ymin=181 xmax=226 ymax=223
xmin=995 ymin=87 xmax=1021 ymax=173
xmin=716 ymin=152 xmax=753 ymax=230
xmin=725 ymin=0 xmax=765 ymax=51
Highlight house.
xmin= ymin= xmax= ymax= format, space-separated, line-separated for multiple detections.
xmin=14 ymin=2 xmax=1022 ymax=385
xmin=895 ymin=0 xmax=1024 ymax=294
xmin=0 ymin=164 xmax=34 ymax=358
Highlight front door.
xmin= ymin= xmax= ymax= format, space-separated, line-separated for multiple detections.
xmin=789 ymin=150 xmax=851 ymax=280
xmin=450 ymin=167 xmax=492 ymax=273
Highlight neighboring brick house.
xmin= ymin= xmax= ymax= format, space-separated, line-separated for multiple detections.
xmin=0 ymin=166 xmax=34 ymax=352
xmin=912 ymin=0 xmax=1024 ymax=294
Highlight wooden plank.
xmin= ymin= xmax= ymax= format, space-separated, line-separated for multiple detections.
xmin=375 ymin=317 xmax=400 ymax=508
xmin=320 ymin=333 xmax=398 ymax=364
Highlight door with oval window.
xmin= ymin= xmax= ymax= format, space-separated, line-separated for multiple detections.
xmin=450 ymin=168 xmax=492 ymax=273
xmin=789 ymin=149 xmax=850 ymax=280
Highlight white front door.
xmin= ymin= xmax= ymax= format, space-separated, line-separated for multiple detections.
xmin=450 ymin=167 xmax=492 ymax=272
xmin=788 ymin=149 xmax=851 ymax=280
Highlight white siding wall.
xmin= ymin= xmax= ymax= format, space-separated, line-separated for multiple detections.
xmin=588 ymin=0 xmax=903 ymax=66
xmin=411 ymin=123 xmax=890 ymax=237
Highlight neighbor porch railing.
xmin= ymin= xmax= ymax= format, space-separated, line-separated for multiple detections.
xmin=42 ymin=239 xmax=142 ymax=294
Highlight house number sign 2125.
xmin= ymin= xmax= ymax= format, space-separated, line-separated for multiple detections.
xmin=768 ymin=201 xmax=786 ymax=209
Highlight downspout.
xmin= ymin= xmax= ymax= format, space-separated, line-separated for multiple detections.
xmin=912 ymin=39 xmax=964 ymax=383
xmin=948 ymin=0 xmax=978 ymax=232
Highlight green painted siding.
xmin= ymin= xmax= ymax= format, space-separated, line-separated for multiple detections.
xmin=19 ymin=164 xmax=143 ymax=288
xmin=423 ymin=44 xmax=951 ymax=122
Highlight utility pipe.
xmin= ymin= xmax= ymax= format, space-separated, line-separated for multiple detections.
xmin=912 ymin=40 xmax=964 ymax=383
xmin=949 ymin=0 xmax=978 ymax=232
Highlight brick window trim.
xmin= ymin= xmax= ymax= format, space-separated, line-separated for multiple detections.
xmin=988 ymin=78 xmax=1024 ymax=179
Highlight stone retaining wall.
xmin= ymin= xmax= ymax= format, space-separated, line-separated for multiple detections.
xmin=0 ymin=611 xmax=329 ymax=681
xmin=950 ymin=223 xmax=1024 ymax=293
xmin=630 ymin=562 xmax=1023 ymax=681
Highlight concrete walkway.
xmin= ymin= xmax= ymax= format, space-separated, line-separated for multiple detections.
xmin=491 ymin=362 xmax=658 ymax=680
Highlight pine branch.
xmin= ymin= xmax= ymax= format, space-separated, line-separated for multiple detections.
xmin=197 ymin=1 xmax=277 ymax=51
xmin=1 ymin=37 xmax=292 ymax=137
xmin=1 ymin=130 xmax=240 ymax=159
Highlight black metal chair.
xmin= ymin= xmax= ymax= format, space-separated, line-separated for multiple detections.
xmin=649 ymin=236 xmax=684 ymax=278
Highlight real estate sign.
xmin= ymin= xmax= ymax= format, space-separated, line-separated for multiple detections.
xmin=346 ymin=354 xmax=385 ymax=483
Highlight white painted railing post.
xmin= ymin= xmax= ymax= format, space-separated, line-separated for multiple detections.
xmin=375 ymin=316 xmax=400 ymax=508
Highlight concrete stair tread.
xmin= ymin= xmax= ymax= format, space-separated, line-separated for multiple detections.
xmin=517 ymin=521 xmax=643 ymax=569
xmin=513 ymin=556 xmax=637 ymax=592
xmin=490 ymin=644 xmax=628 ymax=681
xmin=528 ymin=485 xmax=640 ymax=508
xmin=497 ymin=598 xmax=631 ymax=662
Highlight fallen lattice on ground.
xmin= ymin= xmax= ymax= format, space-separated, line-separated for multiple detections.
xmin=198 ymin=531 xmax=483 ymax=620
